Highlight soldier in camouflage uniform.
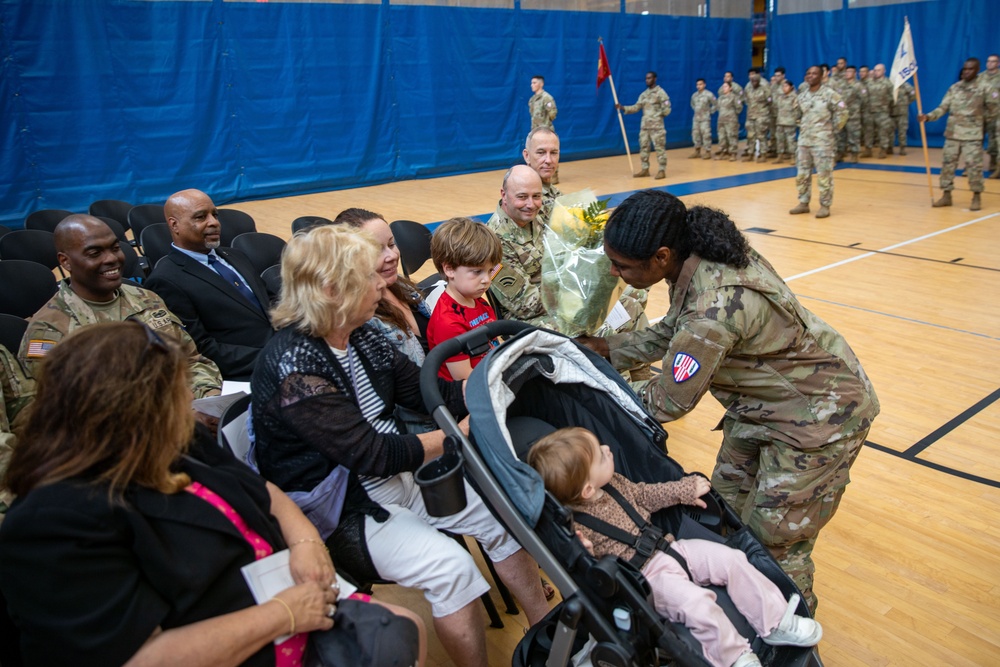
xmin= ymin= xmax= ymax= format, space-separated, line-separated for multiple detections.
xmin=790 ymin=66 xmax=848 ymax=219
xmin=743 ymin=69 xmax=773 ymax=162
xmin=772 ymin=80 xmax=800 ymax=163
xmin=688 ymin=79 xmax=716 ymax=159
xmin=889 ymin=81 xmax=915 ymax=155
xmin=579 ymin=190 xmax=879 ymax=613
xmin=523 ymin=126 xmax=562 ymax=227
xmin=618 ymin=71 xmax=671 ymax=179
xmin=716 ymin=82 xmax=743 ymax=161
xmin=528 ymin=75 xmax=559 ymax=184
xmin=18 ymin=216 xmax=222 ymax=407
xmin=835 ymin=65 xmax=863 ymax=163
xmin=981 ymin=54 xmax=1000 ymax=175
xmin=919 ymin=57 xmax=1000 ymax=211
xmin=488 ymin=166 xmax=648 ymax=341
xmin=767 ymin=67 xmax=787 ymax=157
xmin=865 ymin=64 xmax=894 ymax=158
xmin=858 ymin=66 xmax=874 ymax=157
xmin=718 ymin=71 xmax=743 ymax=103
xmin=0 ymin=347 xmax=32 ymax=516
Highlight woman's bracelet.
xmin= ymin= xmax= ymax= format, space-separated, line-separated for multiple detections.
xmin=270 ymin=597 xmax=296 ymax=635
xmin=289 ymin=537 xmax=328 ymax=551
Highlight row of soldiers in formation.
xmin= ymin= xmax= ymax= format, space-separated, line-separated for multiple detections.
xmin=689 ymin=63 xmax=916 ymax=164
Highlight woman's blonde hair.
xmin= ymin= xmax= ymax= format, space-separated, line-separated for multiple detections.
xmin=5 ymin=322 xmax=194 ymax=499
xmin=526 ymin=427 xmax=596 ymax=505
xmin=271 ymin=224 xmax=381 ymax=337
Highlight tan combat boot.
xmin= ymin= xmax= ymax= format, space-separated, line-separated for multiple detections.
xmin=633 ymin=168 xmax=650 ymax=178
xmin=887 ymin=146 xmax=894 ymax=155
xmin=688 ymin=148 xmax=701 ymax=159
xmin=815 ymin=206 xmax=831 ymax=218
xmin=849 ymin=153 xmax=859 ymax=163
xmin=789 ymin=202 xmax=810 ymax=215
xmin=989 ymin=165 xmax=1000 ymax=179
xmin=702 ymin=151 xmax=712 ymax=159
xmin=877 ymin=147 xmax=887 ymax=159
xmin=860 ymin=147 xmax=872 ymax=158
xmin=654 ymin=169 xmax=666 ymax=179
xmin=728 ymin=152 xmax=737 ymax=162
xmin=899 ymin=147 xmax=907 ymax=156
xmin=970 ymin=193 xmax=981 ymax=211
xmin=932 ymin=191 xmax=952 ymax=207
xmin=772 ymin=155 xmax=784 ymax=164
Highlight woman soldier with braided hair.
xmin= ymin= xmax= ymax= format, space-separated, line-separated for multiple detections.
xmin=578 ymin=189 xmax=879 ymax=613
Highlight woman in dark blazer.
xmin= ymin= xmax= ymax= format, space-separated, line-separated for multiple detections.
xmin=0 ymin=322 xmax=424 ymax=667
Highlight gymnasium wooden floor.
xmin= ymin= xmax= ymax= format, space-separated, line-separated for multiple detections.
xmin=231 ymin=146 xmax=1000 ymax=666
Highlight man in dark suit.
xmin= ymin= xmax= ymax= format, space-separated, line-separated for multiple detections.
xmin=145 ymin=189 xmax=273 ymax=380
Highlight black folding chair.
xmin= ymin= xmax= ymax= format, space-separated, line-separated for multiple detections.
xmin=89 ymin=199 xmax=133 ymax=229
xmin=261 ymin=264 xmax=282 ymax=301
xmin=139 ymin=224 xmax=175 ymax=267
xmin=389 ymin=220 xmax=433 ymax=279
xmin=127 ymin=204 xmax=166 ymax=249
xmin=291 ymin=215 xmax=333 ymax=234
xmin=0 ymin=230 xmax=62 ymax=277
xmin=218 ymin=209 xmax=257 ymax=247
xmin=24 ymin=209 xmax=74 ymax=233
xmin=0 ymin=260 xmax=58 ymax=318
xmin=0 ymin=314 xmax=28 ymax=356
xmin=231 ymin=232 xmax=286 ymax=276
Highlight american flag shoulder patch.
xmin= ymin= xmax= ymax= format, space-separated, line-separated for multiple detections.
xmin=672 ymin=352 xmax=700 ymax=383
xmin=26 ymin=339 xmax=57 ymax=358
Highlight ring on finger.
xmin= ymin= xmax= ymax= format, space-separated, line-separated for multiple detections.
xmin=326 ymin=603 xmax=336 ymax=618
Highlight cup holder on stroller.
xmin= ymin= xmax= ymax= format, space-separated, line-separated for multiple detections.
xmin=415 ymin=434 xmax=467 ymax=517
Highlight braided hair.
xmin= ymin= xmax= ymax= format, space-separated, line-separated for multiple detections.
xmin=604 ymin=190 xmax=751 ymax=268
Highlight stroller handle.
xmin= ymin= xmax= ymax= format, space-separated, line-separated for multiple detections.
xmin=420 ymin=319 xmax=538 ymax=413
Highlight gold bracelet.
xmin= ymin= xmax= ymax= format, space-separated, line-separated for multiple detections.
xmin=270 ymin=597 xmax=296 ymax=635
xmin=289 ymin=537 xmax=328 ymax=552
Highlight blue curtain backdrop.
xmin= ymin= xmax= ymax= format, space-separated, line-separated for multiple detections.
xmin=0 ymin=1 xmax=750 ymax=227
xmin=766 ymin=0 xmax=999 ymax=150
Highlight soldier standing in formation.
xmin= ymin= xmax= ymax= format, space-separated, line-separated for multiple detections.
xmin=981 ymin=54 xmax=1000 ymax=176
xmin=865 ymin=64 xmax=893 ymax=158
xmin=716 ymin=82 xmax=743 ymax=161
xmin=831 ymin=65 xmax=862 ymax=163
xmin=858 ymin=66 xmax=874 ymax=157
xmin=767 ymin=67 xmax=787 ymax=158
xmin=719 ymin=70 xmax=744 ymax=102
xmin=919 ymin=57 xmax=1000 ymax=211
xmin=772 ymin=80 xmax=800 ymax=163
xmin=889 ymin=81 xmax=916 ymax=155
xmin=617 ymin=71 xmax=671 ymax=179
xmin=528 ymin=75 xmax=559 ymax=184
xmin=790 ymin=66 xmax=848 ymax=219
xmin=743 ymin=68 xmax=773 ymax=163
xmin=689 ymin=78 xmax=717 ymax=160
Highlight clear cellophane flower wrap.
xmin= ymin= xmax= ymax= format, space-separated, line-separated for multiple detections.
xmin=540 ymin=189 xmax=625 ymax=336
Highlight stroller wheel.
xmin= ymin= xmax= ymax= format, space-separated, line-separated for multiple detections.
xmin=590 ymin=641 xmax=633 ymax=667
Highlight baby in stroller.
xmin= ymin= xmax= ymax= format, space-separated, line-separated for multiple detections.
xmin=528 ymin=426 xmax=822 ymax=667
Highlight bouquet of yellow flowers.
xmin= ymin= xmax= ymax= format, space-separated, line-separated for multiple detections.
xmin=540 ymin=189 xmax=626 ymax=337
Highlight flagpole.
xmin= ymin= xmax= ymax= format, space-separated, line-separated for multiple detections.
xmin=606 ymin=73 xmax=636 ymax=175
xmin=912 ymin=71 xmax=935 ymax=204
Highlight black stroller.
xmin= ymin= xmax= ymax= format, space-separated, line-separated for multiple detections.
xmin=419 ymin=321 xmax=823 ymax=667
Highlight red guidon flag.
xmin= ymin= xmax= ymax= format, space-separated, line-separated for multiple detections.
xmin=597 ymin=43 xmax=611 ymax=90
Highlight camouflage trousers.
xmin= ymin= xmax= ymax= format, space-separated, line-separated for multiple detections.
xmin=861 ymin=111 xmax=874 ymax=147
xmin=795 ymin=144 xmax=835 ymax=207
xmin=744 ymin=118 xmax=769 ymax=157
xmin=768 ymin=115 xmax=778 ymax=153
xmin=691 ymin=118 xmax=713 ymax=153
xmin=711 ymin=420 xmax=870 ymax=613
xmin=872 ymin=110 xmax=892 ymax=149
xmin=774 ymin=125 xmax=797 ymax=156
xmin=639 ymin=126 xmax=667 ymax=170
xmin=838 ymin=117 xmax=861 ymax=155
xmin=940 ymin=138 xmax=984 ymax=193
xmin=717 ymin=119 xmax=739 ymax=154
xmin=986 ymin=116 xmax=998 ymax=162
xmin=890 ymin=114 xmax=909 ymax=149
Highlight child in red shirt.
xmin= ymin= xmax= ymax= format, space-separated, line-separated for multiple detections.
xmin=426 ymin=217 xmax=503 ymax=381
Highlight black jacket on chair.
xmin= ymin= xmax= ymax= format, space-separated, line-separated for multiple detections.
xmin=146 ymin=247 xmax=274 ymax=380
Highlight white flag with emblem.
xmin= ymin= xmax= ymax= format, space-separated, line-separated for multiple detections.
xmin=890 ymin=18 xmax=918 ymax=103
